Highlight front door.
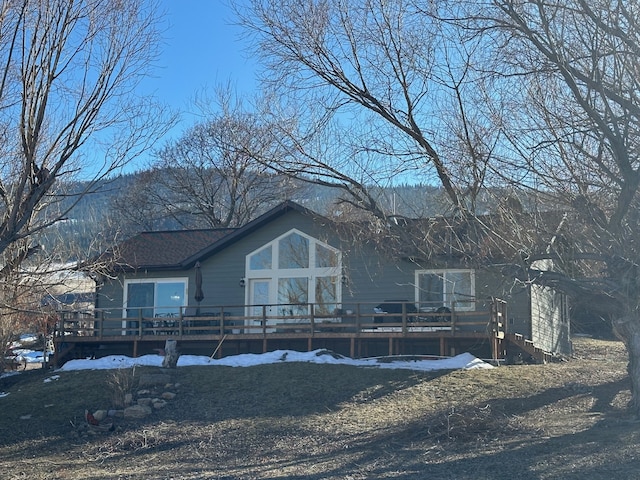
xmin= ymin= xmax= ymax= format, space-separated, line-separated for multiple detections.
xmin=249 ymin=279 xmax=273 ymax=329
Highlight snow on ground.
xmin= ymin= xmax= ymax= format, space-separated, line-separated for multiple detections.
xmin=57 ymin=349 xmax=493 ymax=372
xmin=1 ymin=345 xmax=493 ymax=396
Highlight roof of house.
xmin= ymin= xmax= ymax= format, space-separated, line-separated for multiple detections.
xmin=103 ymin=199 xmax=558 ymax=273
xmin=112 ymin=228 xmax=237 ymax=270
xmin=105 ymin=201 xmax=322 ymax=272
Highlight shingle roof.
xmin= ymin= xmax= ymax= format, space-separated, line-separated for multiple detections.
xmin=100 ymin=201 xmax=327 ymax=272
xmin=113 ymin=228 xmax=236 ymax=270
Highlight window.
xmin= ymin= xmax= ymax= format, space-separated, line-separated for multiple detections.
xmin=246 ymin=229 xmax=341 ymax=319
xmin=124 ymin=278 xmax=187 ymax=318
xmin=279 ymin=232 xmax=309 ymax=268
xmin=278 ymin=277 xmax=309 ymax=316
xmin=316 ymin=243 xmax=338 ymax=268
xmin=249 ymin=246 xmax=272 ymax=270
xmin=415 ymin=270 xmax=475 ymax=311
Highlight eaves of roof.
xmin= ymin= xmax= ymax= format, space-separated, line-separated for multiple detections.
xmin=112 ymin=201 xmax=324 ymax=272
xmin=181 ymin=200 xmax=324 ymax=267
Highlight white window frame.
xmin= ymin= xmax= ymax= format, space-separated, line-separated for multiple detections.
xmin=414 ymin=269 xmax=476 ymax=311
xmin=245 ymin=229 xmax=342 ymax=319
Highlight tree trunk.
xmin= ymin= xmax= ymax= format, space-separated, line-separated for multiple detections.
xmin=613 ymin=315 xmax=640 ymax=416
xmin=162 ymin=339 xmax=179 ymax=368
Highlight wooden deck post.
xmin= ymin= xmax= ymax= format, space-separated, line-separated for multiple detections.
xmin=402 ymin=303 xmax=407 ymax=335
xmin=450 ymin=308 xmax=456 ymax=336
xmin=261 ymin=306 xmax=267 ymax=337
xmin=309 ymin=303 xmax=315 ymax=336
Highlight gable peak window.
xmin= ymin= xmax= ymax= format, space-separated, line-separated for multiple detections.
xmin=246 ymin=229 xmax=342 ymax=318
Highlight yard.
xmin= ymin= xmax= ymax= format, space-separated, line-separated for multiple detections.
xmin=0 ymin=336 xmax=637 ymax=479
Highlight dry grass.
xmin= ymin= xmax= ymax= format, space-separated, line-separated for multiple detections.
xmin=0 ymin=337 xmax=637 ymax=479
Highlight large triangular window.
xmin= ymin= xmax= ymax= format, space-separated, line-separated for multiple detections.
xmin=245 ymin=230 xmax=341 ymax=321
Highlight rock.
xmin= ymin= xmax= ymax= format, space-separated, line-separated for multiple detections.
xmin=161 ymin=391 xmax=176 ymax=400
xmin=137 ymin=397 xmax=153 ymax=406
xmin=153 ymin=399 xmax=167 ymax=409
xmin=93 ymin=410 xmax=108 ymax=422
xmin=124 ymin=404 xmax=152 ymax=419
xmin=124 ymin=393 xmax=133 ymax=406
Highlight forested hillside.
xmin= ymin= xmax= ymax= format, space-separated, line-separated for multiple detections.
xmin=38 ymin=171 xmax=517 ymax=259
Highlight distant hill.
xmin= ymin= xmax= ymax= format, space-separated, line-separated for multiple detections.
xmin=36 ymin=170 xmax=520 ymax=259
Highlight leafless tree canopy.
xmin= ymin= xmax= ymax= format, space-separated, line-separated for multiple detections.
xmin=0 ymin=0 xmax=169 ymax=357
xmin=236 ymin=0 xmax=640 ymax=413
xmin=235 ymin=0 xmax=504 ymax=218
xmin=0 ymin=0 xmax=168 ymax=261
xmin=113 ymin=90 xmax=303 ymax=230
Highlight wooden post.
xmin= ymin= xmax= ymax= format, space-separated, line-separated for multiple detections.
xmin=450 ymin=307 xmax=456 ymax=336
xmin=262 ymin=305 xmax=267 ymax=337
xmin=310 ymin=303 xmax=315 ymax=336
xmin=402 ymin=303 xmax=407 ymax=335
xmin=162 ymin=339 xmax=179 ymax=368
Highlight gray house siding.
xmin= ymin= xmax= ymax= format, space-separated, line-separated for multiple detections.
xmin=93 ymin=203 xmax=569 ymax=356
xmin=97 ymin=208 xmax=521 ymax=325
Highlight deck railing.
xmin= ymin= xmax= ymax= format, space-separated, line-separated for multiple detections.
xmin=54 ymin=298 xmax=507 ymax=340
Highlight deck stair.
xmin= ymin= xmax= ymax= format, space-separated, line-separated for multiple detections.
xmin=505 ymin=333 xmax=556 ymax=364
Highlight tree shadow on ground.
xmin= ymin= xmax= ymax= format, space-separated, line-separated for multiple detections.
xmin=205 ymin=377 xmax=635 ymax=480
xmin=289 ymin=377 xmax=634 ymax=480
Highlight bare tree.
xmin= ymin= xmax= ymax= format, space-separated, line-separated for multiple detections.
xmin=458 ymin=0 xmax=640 ymax=413
xmin=237 ymin=0 xmax=640 ymax=414
xmin=234 ymin=0 xmax=504 ymax=221
xmin=0 ymin=0 xmax=170 ymax=357
xmin=114 ymin=88 xmax=302 ymax=230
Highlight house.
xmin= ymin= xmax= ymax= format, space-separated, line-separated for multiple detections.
xmin=60 ymin=201 xmax=570 ymax=363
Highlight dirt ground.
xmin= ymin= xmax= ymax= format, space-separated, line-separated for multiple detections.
xmin=0 ymin=336 xmax=638 ymax=479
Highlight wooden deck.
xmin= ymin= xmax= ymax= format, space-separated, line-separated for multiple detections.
xmin=52 ymin=300 xmax=508 ymax=366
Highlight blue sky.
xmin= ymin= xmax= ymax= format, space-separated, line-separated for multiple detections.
xmin=137 ymin=1 xmax=257 ymax=147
